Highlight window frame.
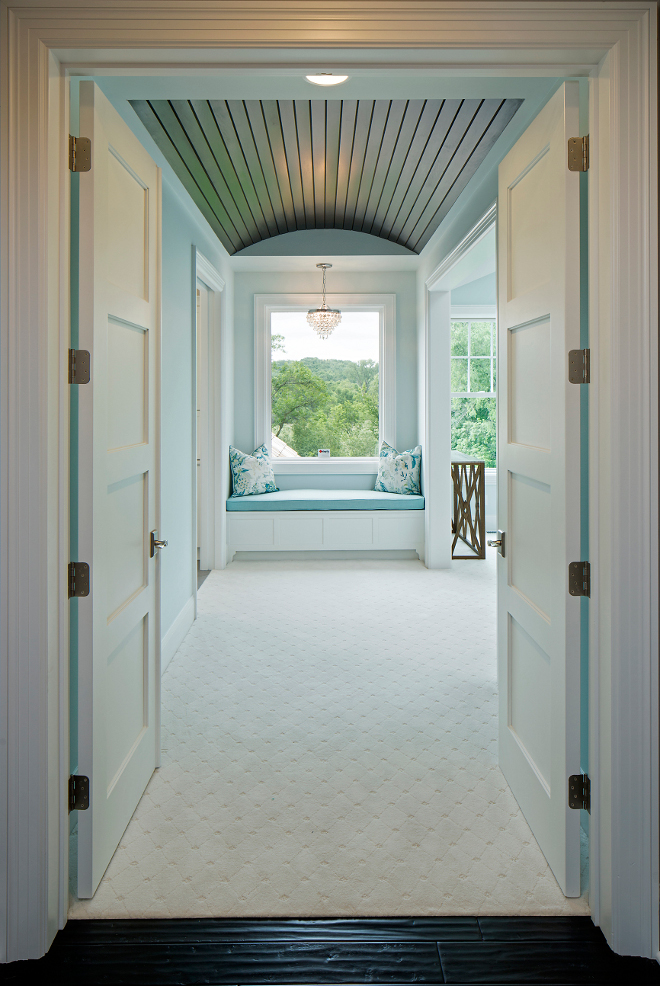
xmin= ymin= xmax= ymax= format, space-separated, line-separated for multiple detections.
xmin=450 ymin=306 xmax=497 ymax=398
xmin=254 ymin=293 xmax=396 ymax=471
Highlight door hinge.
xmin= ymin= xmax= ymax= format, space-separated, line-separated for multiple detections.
xmin=69 ymin=135 xmax=92 ymax=173
xmin=568 ymin=561 xmax=590 ymax=597
xmin=568 ymin=348 xmax=590 ymax=384
xmin=568 ymin=135 xmax=589 ymax=172
xmin=568 ymin=773 xmax=590 ymax=812
xmin=68 ymin=348 xmax=90 ymax=384
xmin=68 ymin=561 xmax=90 ymax=598
xmin=69 ymin=774 xmax=90 ymax=813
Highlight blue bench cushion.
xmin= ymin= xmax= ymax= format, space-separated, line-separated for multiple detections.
xmin=226 ymin=489 xmax=425 ymax=512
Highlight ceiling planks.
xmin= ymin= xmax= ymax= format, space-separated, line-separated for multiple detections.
xmin=131 ymin=97 xmax=522 ymax=255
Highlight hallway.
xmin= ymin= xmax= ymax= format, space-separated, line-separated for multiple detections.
xmin=69 ymin=552 xmax=588 ymax=919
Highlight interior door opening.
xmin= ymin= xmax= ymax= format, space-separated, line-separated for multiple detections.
xmin=67 ymin=73 xmax=590 ymax=920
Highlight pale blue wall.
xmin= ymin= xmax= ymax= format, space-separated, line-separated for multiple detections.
xmin=236 ymin=229 xmax=414 ymax=257
xmin=232 ymin=270 xmax=418 ymax=464
xmin=451 ymin=273 xmax=497 ymax=307
xmin=274 ymin=472 xmax=377 ymax=491
xmin=160 ymin=179 xmax=233 ymax=637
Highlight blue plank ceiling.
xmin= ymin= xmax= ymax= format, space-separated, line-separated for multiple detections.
xmin=130 ymin=98 xmax=522 ymax=255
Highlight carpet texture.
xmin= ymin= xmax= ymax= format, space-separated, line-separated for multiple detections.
xmin=69 ymin=553 xmax=589 ymax=918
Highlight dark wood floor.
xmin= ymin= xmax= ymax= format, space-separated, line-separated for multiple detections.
xmin=1 ymin=917 xmax=659 ymax=984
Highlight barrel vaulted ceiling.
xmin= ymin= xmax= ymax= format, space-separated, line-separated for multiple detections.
xmin=130 ymin=98 xmax=522 ymax=255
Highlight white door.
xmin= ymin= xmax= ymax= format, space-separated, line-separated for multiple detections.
xmin=76 ymin=81 xmax=162 ymax=897
xmin=496 ymin=82 xmax=582 ymax=896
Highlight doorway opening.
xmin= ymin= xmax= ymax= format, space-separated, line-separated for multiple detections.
xmin=67 ymin=72 xmax=590 ymax=923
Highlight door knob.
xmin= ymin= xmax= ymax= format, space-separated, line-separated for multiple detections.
xmin=150 ymin=530 xmax=168 ymax=558
xmin=487 ymin=531 xmax=505 ymax=557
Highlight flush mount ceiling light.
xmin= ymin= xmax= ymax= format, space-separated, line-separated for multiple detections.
xmin=307 ymin=264 xmax=341 ymax=340
xmin=305 ymin=73 xmax=348 ymax=86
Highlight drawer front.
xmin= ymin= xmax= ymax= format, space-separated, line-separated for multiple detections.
xmin=277 ymin=515 xmax=323 ymax=547
xmin=228 ymin=515 xmax=275 ymax=546
xmin=323 ymin=517 xmax=374 ymax=547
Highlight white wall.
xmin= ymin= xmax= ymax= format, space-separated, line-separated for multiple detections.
xmin=232 ymin=269 xmax=418 ymax=461
xmin=160 ymin=179 xmax=233 ymax=639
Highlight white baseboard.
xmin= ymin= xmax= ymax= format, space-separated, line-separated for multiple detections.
xmin=233 ymin=549 xmax=422 ymax=562
xmin=161 ymin=595 xmax=195 ymax=674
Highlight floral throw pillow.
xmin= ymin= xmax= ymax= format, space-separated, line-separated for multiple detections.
xmin=374 ymin=440 xmax=422 ymax=495
xmin=229 ymin=444 xmax=279 ymax=497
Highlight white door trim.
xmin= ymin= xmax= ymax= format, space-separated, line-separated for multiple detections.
xmin=426 ymin=203 xmax=497 ymax=292
xmin=0 ymin=0 xmax=656 ymax=963
xmin=194 ymin=250 xmax=226 ymax=574
xmin=423 ymin=206 xmax=497 ymax=570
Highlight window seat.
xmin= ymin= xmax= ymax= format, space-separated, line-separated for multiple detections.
xmin=226 ymin=489 xmax=425 ymax=512
xmin=226 ymin=489 xmax=425 ymax=561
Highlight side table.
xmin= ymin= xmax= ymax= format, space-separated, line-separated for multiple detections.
xmin=451 ymin=451 xmax=486 ymax=560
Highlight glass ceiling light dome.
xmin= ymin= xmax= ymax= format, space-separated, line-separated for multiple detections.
xmin=307 ymin=263 xmax=342 ymax=340
xmin=305 ymin=73 xmax=349 ymax=86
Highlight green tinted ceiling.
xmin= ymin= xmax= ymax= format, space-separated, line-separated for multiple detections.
xmin=131 ymin=97 xmax=521 ymax=255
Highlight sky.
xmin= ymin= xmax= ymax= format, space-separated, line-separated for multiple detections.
xmin=271 ymin=310 xmax=380 ymax=363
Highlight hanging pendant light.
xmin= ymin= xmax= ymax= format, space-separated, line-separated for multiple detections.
xmin=307 ymin=263 xmax=342 ymax=340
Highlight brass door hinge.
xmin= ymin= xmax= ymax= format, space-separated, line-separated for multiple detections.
xmin=568 ymin=561 xmax=590 ymax=597
xmin=568 ymin=773 xmax=590 ymax=812
xmin=68 ymin=562 xmax=90 ymax=598
xmin=568 ymin=349 xmax=590 ymax=384
xmin=69 ymin=135 xmax=91 ymax=173
xmin=68 ymin=349 xmax=90 ymax=384
xmin=69 ymin=775 xmax=90 ymax=812
xmin=568 ymin=135 xmax=589 ymax=172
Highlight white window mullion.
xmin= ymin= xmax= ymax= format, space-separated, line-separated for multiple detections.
xmin=467 ymin=320 xmax=471 ymax=393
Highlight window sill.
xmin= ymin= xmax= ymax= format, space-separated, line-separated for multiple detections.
xmin=272 ymin=457 xmax=379 ymax=475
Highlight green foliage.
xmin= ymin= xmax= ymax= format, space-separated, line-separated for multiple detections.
xmin=451 ymin=396 xmax=496 ymax=467
xmin=271 ymin=362 xmax=329 ymax=438
xmin=271 ymin=355 xmax=379 ymax=457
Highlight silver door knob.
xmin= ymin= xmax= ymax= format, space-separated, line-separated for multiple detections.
xmin=150 ymin=530 xmax=168 ymax=557
xmin=487 ymin=531 xmax=506 ymax=557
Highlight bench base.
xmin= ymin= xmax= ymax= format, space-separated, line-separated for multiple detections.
xmin=227 ymin=509 xmax=425 ymax=563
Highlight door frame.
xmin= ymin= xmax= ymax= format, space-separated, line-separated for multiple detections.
xmin=0 ymin=0 xmax=656 ymax=964
xmin=425 ymin=204 xmax=498 ymax=570
xmin=194 ymin=250 xmax=226 ymax=577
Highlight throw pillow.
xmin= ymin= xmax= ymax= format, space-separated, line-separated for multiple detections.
xmin=374 ymin=440 xmax=422 ymax=495
xmin=229 ymin=443 xmax=279 ymax=497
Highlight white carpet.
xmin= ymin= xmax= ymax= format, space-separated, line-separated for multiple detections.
xmin=69 ymin=551 xmax=589 ymax=918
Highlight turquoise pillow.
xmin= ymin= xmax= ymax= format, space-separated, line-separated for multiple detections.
xmin=229 ymin=444 xmax=279 ymax=497
xmin=374 ymin=440 xmax=422 ymax=495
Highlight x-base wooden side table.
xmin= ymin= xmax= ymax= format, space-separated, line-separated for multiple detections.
xmin=451 ymin=450 xmax=486 ymax=560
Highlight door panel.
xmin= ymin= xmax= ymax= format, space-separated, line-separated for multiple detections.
xmin=107 ymin=319 xmax=147 ymax=450
xmin=76 ymin=81 xmax=161 ymax=898
xmin=497 ymin=82 xmax=582 ymax=897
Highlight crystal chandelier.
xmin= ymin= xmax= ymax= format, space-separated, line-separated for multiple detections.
xmin=307 ymin=263 xmax=341 ymax=340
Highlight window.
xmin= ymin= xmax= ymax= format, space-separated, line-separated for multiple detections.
xmin=255 ymin=294 xmax=395 ymax=465
xmin=451 ymin=317 xmax=497 ymax=467
xmin=271 ymin=310 xmax=380 ymax=458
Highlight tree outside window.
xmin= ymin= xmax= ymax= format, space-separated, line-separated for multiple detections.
xmin=451 ymin=319 xmax=496 ymax=467
xmin=270 ymin=311 xmax=380 ymax=457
